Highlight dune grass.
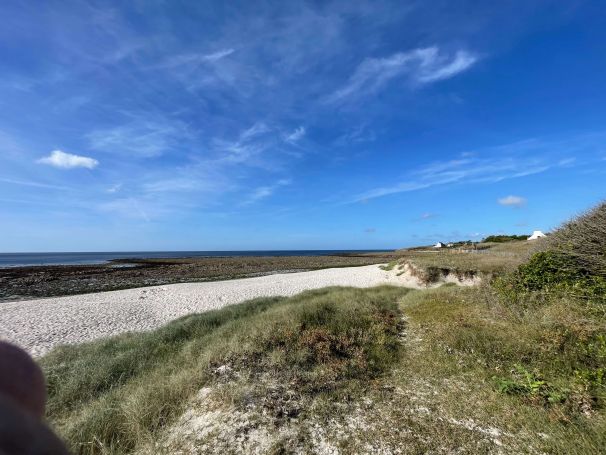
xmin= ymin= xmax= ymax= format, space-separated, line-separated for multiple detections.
xmin=41 ymin=286 xmax=409 ymax=454
xmin=305 ymin=285 xmax=603 ymax=454
xmin=397 ymin=285 xmax=605 ymax=454
xmin=41 ymin=284 xmax=605 ymax=454
xmin=394 ymin=240 xmax=537 ymax=277
xmin=379 ymin=260 xmax=398 ymax=271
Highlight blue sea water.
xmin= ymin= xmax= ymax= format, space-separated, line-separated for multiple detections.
xmin=0 ymin=250 xmax=388 ymax=268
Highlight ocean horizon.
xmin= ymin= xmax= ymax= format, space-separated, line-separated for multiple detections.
xmin=0 ymin=250 xmax=391 ymax=268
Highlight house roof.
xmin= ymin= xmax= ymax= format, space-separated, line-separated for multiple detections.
xmin=528 ymin=230 xmax=546 ymax=240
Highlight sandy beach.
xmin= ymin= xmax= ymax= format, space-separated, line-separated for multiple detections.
xmin=0 ymin=264 xmax=419 ymax=357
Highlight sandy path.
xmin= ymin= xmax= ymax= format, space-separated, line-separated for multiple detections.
xmin=1 ymin=264 xmax=415 ymax=357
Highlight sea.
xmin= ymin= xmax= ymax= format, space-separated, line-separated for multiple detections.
xmin=0 ymin=250 xmax=389 ymax=268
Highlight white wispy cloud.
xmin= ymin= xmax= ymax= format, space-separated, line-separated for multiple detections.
xmin=143 ymin=178 xmax=200 ymax=194
xmin=243 ymin=179 xmax=292 ymax=205
xmin=334 ymin=124 xmax=376 ymax=146
xmin=87 ymin=118 xmax=191 ymax=158
xmin=247 ymin=186 xmax=274 ymax=202
xmin=200 ymin=48 xmax=235 ymax=62
xmin=285 ymin=126 xmax=306 ymax=143
xmin=142 ymin=175 xmax=228 ymax=194
xmin=37 ymin=150 xmax=98 ymax=169
xmin=558 ymin=157 xmax=576 ymax=166
xmin=241 ymin=122 xmax=271 ymax=140
xmin=351 ymin=146 xmax=574 ymax=203
xmin=419 ymin=212 xmax=438 ymax=220
xmin=329 ymin=46 xmax=478 ymax=102
xmin=416 ymin=49 xmax=478 ymax=83
xmin=212 ymin=123 xmax=308 ymax=170
xmin=107 ymin=183 xmax=123 ymax=193
xmin=159 ymin=48 xmax=235 ymax=69
xmin=0 ymin=177 xmax=69 ymax=190
xmin=498 ymin=195 xmax=527 ymax=207
xmin=213 ymin=122 xmax=278 ymax=166
xmin=98 ymin=198 xmax=151 ymax=222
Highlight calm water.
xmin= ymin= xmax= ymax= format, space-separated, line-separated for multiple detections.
xmin=0 ymin=250 xmax=388 ymax=268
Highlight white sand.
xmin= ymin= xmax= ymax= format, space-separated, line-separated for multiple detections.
xmin=1 ymin=264 xmax=421 ymax=357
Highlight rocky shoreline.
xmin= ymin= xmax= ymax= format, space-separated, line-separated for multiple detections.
xmin=0 ymin=254 xmax=393 ymax=302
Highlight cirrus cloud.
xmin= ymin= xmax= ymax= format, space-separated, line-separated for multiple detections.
xmin=285 ymin=126 xmax=306 ymax=143
xmin=328 ymin=46 xmax=478 ymax=103
xmin=37 ymin=150 xmax=99 ymax=169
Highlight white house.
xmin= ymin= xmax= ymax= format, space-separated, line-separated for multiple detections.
xmin=527 ymin=230 xmax=546 ymax=240
xmin=434 ymin=242 xmax=446 ymax=248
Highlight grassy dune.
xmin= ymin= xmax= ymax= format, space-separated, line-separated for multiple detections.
xmin=394 ymin=239 xmax=536 ymax=276
xmin=42 ymin=286 xmax=409 ymax=454
xmin=41 ymin=203 xmax=606 ymax=454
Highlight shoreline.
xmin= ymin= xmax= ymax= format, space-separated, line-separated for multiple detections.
xmin=1 ymin=264 xmax=412 ymax=357
xmin=0 ymin=250 xmax=393 ymax=268
xmin=0 ymin=254 xmax=395 ymax=302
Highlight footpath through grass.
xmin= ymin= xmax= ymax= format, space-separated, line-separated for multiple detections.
xmin=396 ymin=285 xmax=605 ymax=454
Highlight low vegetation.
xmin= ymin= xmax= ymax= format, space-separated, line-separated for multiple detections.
xmin=546 ymin=201 xmax=606 ymax=277
xmin=379 ymin=260 xmax=398 ymax=271
xmin=497 ymin=201 xmax=606 ymax=305
xmin=482 ymin=234 xmax=529 ymax=243
xmin=41 ymin=201 xmax=606 ymax=453
xmin=394 ymin=239 xmax=535 ymax=279
xmin=398 ymin=285 xmax=605 ymax=454
xmin=42 ymin=286 xmax=409 ymax=454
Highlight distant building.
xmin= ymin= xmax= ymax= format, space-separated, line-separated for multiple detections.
xmin=527 ymin=230 xmax=546 ymax=240
xmin=447 ymin=243 xmax=454 ymax=248
xmin=434 ymin=242 xmax=446 ymax=248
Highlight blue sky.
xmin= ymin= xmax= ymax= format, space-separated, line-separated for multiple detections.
xmin=1 ymin=0 xmax=606 ymax=252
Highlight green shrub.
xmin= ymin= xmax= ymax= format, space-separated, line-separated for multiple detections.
xmin=495 ymin=201 xmax=606 ymax=303
xmin=496 ymin=250 xmax=606 ymax=304
xmin=221 ymin=286 xmax=405 ymax=393
xmin=574 ymin=334 xmax=606 ymax=405
xmin=483 ymin=234 xmax=529 ymax=243
xmin=516 ymin=251 xmax=580 ymax=291
xmin=380 ymin=260 xmax=398 ymax=271
xmin=494 ymin=364 xmax=568 ymax=405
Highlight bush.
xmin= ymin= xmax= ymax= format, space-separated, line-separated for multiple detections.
xmin=486 ymin=201 xmax=606 ymax=415
xmin=494 ymin=364 xmax=569 ymax=405
xmin=513 ymin=251 xmax=606 ymax=299
xmin=495 ymin=202 xmax=606 ymax=304
xmin=221 ymin=286 xmax=405 ymax=393
xmin=575 ymin=334 xmax=606 ymax=404
xmin=544 ymin=201 xmax=606 ymax=278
